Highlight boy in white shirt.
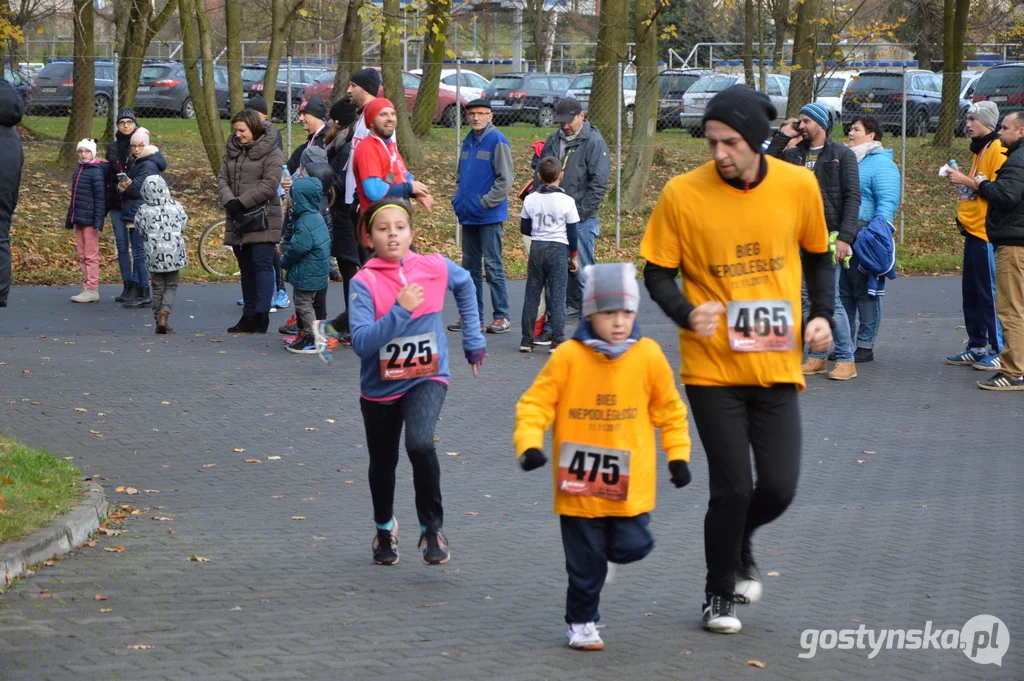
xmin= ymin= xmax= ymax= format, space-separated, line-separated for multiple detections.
xmin=520 ymin=156 xmax=580 ymax=353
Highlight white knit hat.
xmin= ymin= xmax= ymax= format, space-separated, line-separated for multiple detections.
xmin=76 ymin=138 xmax=97 ymax=156
xmin=581 ymin=263 xmax=641 ymax=317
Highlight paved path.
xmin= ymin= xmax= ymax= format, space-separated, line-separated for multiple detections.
xmin=0 ymin=278 xmax=1020 ymax=681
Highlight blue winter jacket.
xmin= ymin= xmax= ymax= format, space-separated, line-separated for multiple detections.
xmin=452 ymin=123 xmax=513 ymax=226
xmin=66 ymin=160 xmax=108 ymax=230
xmin=280 ymin=177 xmax=331 ymax=292
xmin=120 ymin=147 xmax=168 ymax=223
xmin=856 ymin=146 xmax=901 ymax=225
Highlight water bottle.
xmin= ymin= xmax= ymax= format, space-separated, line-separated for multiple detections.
xmin=949 ymin=159 xmax=959 ymax=171
xmin=279 ymin=165 xmax=290 ymax=197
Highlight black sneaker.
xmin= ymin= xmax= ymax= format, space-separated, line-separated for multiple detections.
xmin=702 ymin=592 xmax=742 ymax=633
xmin=533 ymin=330 xmax=553 ymax=346
xmin=854 ymin=347 xmax=874 ymax=363
xmin=419 ymin=530 xmax=450 ymax=565
xmin=566 ymin=306 xmax=579 ymax=318
xmin=286 ymin=331 xmax=317 ymax=354
xmin=519 ymin=341 xmax=533 ymax=353
xmin=447 ymin=318 xmax=463 ymax=333
xmin=372 ymin=518 xmax=399 ymax=565
xmin=977 ymin=372 xmax=1024 ymax=391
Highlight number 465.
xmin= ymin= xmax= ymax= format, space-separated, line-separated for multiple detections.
xmin=733 ymin=306 xmax=788 ymax=338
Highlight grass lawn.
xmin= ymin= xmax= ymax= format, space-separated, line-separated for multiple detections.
xmin=0 ymin=436 xmax=83 ymax=544
xmin=12 ymin=115 xmax=971 ymax=286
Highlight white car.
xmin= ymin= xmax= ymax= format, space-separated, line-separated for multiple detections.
xmin=565 ymin=72 xmax=638 ymax=127
xmin=814 ymin=71 xmax=857 ymax=120
xmin=409 ymin=68 xmax=490 ymax=101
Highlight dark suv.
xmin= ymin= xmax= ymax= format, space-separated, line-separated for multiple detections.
xmin=842 ymin=69 xmax=941 ymax=137
xmin=135 ymin=62 xmax=229 ymax=119
xmin=971 ymin=64 xmax=1024 ymax=121
xmin=26 ymin=61 xmax=115 ymax=117
xmin=657 ymin=69 xmax=712 ymax=130
xmin=242 ymin=64 xmax=328 ymax=122
xmin=482 ymin=72 xmax=573 ymax=126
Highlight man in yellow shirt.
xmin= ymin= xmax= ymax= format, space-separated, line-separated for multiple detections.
xmin=946 ymin=101 xmax=1007 ymax=370
xmin=640 ymin=85 xmax=834 ymax=634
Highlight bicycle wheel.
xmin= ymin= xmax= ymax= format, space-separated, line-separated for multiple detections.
xmin=198 ymin=219 xmax=238 ymax=277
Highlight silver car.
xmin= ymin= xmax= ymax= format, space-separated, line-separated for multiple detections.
xmin=680 ymin=73 xmax=790 ymax=136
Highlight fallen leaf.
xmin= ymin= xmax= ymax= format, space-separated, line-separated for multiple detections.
xmin=161 ymin=401 xmax=171 ymax=405
xmin=167 ymin=528 xmax=175 ymax=535
xmin=22 ymin=369 xmax=29 ymax=374
xmin=38 ymin=592 xmax=53 ymax=598
xmin=863 ymin=450 xmax=876 ymax=454
xmin=324 ymin=419 xmax=335 ymax=423
xmin=856 ymin=459 xmax=865 ymax=464
xmin=203 ymin=463 xmax=216 ymax=468
xmin=144 ymin=489 xmax=160 ymax=493
xmin=84 ymin=539 xmax=97 ymax=547
xmin=1 ymin=476 xmax=12 ymax=485
xmin=244 ymin=459 xmax=261 ymax=464
xmin=126 ymin=644 xmax=152 ymax=650
xmin=312 ymin=535 xmax=327 ymax=540
xmin=304 ymin=427 xmax=318 ymax=431
xmin=291 ymin=516 xmax=307 ymax=521
xmin=94 ymin=594 xmax=107 ymax=601
xmin=747 ymin=660 xmax=767 ymax=668
xmin=104 ymin=546 xmax=126 ymax=553
xmin=150 ymin=516 xmax=173 ymax=521
xmin=447 ymin=452 xmax=459 ymax=456
xmin=99 ymin=528 xmax=125 ymax=536
xmin=465 ymin=511 xmax=479 ymax=516
xmin=267 ymin=455 xmax=281 ymax=460
xmin=115 ymin=486 xmax=126 ymax=493
xmin=188 ymin=555 xmax=210 ymax=562
xmin=63 ymin=456 xmax=74 ymax=460
xmin=344 ymin=480 xmax=354 ymax=484
xmin=767 ymin=570 xmax=780 ymax=576
xmin=232 ymin=447 xmax=246 ymax=452
xmin=644 ymin=612 xmax=655 ymax=617
xmin=99 ymin=608 xmax=113 ymax=613
xmin=125 ymin=487 xmax=139 ymax=495
xmin=74 ymin=407 xmax=87 ymax=412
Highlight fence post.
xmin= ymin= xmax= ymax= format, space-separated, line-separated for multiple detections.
xmin=900 ymin=65 xmax=907 ymax=245
xmin=615 ymin=61 xmax=622 ymax=250
xmin=112 ymin=50 xmax=119 ymax=139
xmin=286 ymin=54 xmax=293 ymax=151
xmin=455 ymin=60 xmax=462 ymax=247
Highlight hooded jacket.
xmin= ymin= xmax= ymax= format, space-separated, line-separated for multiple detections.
xmin=105 ymin=129 xmax=134 ymax=212
xmin=65 ymin=159 xmax=108 ymax=230
xmin=0 ymin=78 xmax=22 ymax=309
xmin=280 ymin=177 xmax=331 ymax=291
xmin=534 ymin=121 xmax=610 ymax=221
xmin=218 ymin=120 xmax=285 ymax=246
xmin=120 ymin=146 xmax=168 ymax=223
xmin=349 ymin=252 xmax=486 ymax=401
xmin=135 ymin=175 xmax=188 ymax=273
xmin=855 ymin=145 xmax=901 ymax=224
xmin=977 ymin=139 xmax=1024 ymax=247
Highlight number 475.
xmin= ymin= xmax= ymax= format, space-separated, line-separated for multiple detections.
xmin=567 ymin=450 xmax=620 ymax=485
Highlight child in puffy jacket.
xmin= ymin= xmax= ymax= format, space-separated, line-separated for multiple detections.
xmin=280 ymin=176 xmax=331 ymax=353
xmin=66 ymin=139 xmax=107 ymax=303
xmin=135 ymin=175 xmax=188 ymax=334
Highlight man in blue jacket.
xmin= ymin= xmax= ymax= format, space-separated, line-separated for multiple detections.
xmin=450 ymin=99 xmax=514 ymax=334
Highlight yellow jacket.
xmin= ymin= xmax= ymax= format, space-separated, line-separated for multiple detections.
xmin=958 ymin=139 xmax=1006 ymax=241
xmin=514 ymin=337 xmax=691 ymax=518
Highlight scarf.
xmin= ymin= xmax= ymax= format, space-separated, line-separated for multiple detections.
xmin=971 ymin=130 xmax=999 ymax=156
xmin=572 ymin=318 xmax=642 ymax=360
xmin=849 ymin=140 xmax=882 ymax=163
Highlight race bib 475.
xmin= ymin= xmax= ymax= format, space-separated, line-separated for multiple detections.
xmin=557 ymin=442 xmax=631 ymax=501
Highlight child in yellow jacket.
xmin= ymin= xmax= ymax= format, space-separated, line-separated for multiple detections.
xmin=513 ymin=262 xmax=692 ymax=651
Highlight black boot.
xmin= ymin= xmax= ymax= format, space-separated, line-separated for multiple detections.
xmin=228 ymin=315 xmax=255 ymax=333
xmin=252 ymin=312 xmax=270 ymax=333
xmin=130 ymin=286 xmax=152 ymax=309
xmin=115 ymin=281 xmax=133 ymax=303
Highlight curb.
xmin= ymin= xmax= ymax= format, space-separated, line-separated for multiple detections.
xmin=0 ymin=483 xmax=107 ymax=587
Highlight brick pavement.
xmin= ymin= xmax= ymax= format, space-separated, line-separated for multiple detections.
xmin=0 ymin=278 xmax=1020 ymax=681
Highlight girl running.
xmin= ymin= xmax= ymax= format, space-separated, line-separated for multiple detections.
xmin=349 ymin=198 xmax=486 ymax=566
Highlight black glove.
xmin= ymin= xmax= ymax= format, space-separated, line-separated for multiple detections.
xmin=669 ymin=460 xmax=691 ymax=488
xmin=226 ymin=199 xmax=244 ymax=217
xmin=519 ymin=448 xmax=547 ymax=471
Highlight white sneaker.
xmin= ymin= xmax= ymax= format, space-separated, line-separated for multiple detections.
xmin=567 ymin=622 xmax=604 ymax=650
xmin=702 ymin=593 xmax=742 ymax=634
xmin=71 ymin=288 xmax=99 ymax=303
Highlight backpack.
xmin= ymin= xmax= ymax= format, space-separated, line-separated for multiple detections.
xmin=853 ymin=216 xmax=897 ymax=297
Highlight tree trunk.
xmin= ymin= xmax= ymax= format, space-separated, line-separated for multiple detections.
xmin=411 ymin=0 xmax=452 ymax=138
xmin=620 ymin=0 xmax=658 ymax=209
xmin=107 ymin=0 xmax=176 ymax=139
xmin=771 ymin=0 xmax=789 ymax=67
xmin=195 ymin=0 xmax=225 ymax=153
xmin=590 ymin=0 xmax=628 ymax=145
xmin=382 ymin=0 xmax=422 ymax=167
xmin=743 ymin=0 xmax=755 ymax=88
xmin=178 ymin=0 xmax=221 ymax=174
xmin=786 ymin=0 xmax=821 ymax=118
xmin=59 ymin=0 xmax=95 ymax=168
xmin=225 ymin=0 xmax=244 ymax=115
xmin=332 ymin=0 xmax=361 ymax=101
xmin=933 ymin=0 xmax=970 ymax=147
xmin=917 ymin=1 xmax=933 ymax=70
xmin=263 ymin=0 xmax=287 ymax=111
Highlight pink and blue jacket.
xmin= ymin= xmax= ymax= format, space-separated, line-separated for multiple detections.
xmin=350 ymin=252 xmax=486 ymax=401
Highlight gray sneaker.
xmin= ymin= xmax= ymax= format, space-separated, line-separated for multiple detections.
xmin=487 ymin=318 xmax=511 ymax=334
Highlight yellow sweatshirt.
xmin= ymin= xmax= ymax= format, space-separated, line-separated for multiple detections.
xmin=957 ymin=139 xmax=1006 ymax=241
xmin=513 ymin=337 xmax=691 ymax=519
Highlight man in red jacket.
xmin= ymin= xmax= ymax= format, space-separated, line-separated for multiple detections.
xmin=351 ymin=98 xmax=433 ymax=215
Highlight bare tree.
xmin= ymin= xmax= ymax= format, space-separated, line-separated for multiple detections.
xmin=934 ymin=0 xmax=970 ymax=146
xmin=412 ymin=0 xmax=453 ymax=137
xmin=263 ymin=0 xmax=306 ymax=109
xmin=178 ymin=0 xmax=223 ymax=174
xmin=620 ymin=0 xmax=660 ymax=208
xmin=521 ymin=0 xmax=558 ymax=72
xmin=5 ymin=0 xmax=59 ymax=67
xmin=589 ymin=0 xmax=628 ymax=144
xmin=743 ymin=0 xmax=755 ymax=87
xmin=381 ymin=0 xmax=422 ymax=167
xmin=786 ymin=0 xmax=821 ymax=118
xmin=332 ymin=0 xmax=362 ymax=102
xmin=225 ymin=0 xmax=244 ymax=115
xmin=769 ymin=0 xmax=790 ymax=67
xmin=59 ymin=0 xmax=95 ymax=168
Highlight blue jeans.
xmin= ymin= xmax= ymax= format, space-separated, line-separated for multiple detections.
xmin=805 ymin=263 xmax=854 ymax=362
xmin=574 ymin=217 xmax=600 ymax=303
xmin=233 ymin=243 xmax=276 ymax=315
xmin=839 ymin=254 xmax=883 ymax=350
xmin=521 ymin=240 xmax=568 ymax=344
xmin=111 ymin=208 xmax=149 ymax=287
xmin=957 ymin=234 xmax=1003 ymax=353
xmin=461 ymin=222 xmax=510 ymax=321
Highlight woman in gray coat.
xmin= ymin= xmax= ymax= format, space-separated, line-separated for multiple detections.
xmin=218 ymin=109 xmax=284 ymax=333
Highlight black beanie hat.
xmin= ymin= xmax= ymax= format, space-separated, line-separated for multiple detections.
xmin=245 ymin=96 xmax=269 ymax=116
xmin=701 ymin=85 xmax=776 ymax=152
xmin=329 ymin=96 xmax=358 ymax=128
xmin=300 ymin=96 xmax=327 ymax=121
xmin=350 ymin=67 xmax=382 ymax=97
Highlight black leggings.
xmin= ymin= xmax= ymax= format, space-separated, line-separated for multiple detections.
xmin=360 ymin=380 xmax=448 ymax=532
xmin=684 ymin=384 xmax=801 ymax=597
xmin=273 ymin=249 xmax=284 ymax=291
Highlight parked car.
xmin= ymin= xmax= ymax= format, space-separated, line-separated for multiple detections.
xmin=956 ymin=72 xmax=981 ymax=137
xmin=657 ymin=68 xmax=712 ymax=130
xmin=814 ymin=71 xmax=857 ymax=119
xmin=26 ymin=61 xmax=115 ymax=117
xmin=134 ymin=62 xmax=229 ymax=119
xmin=409 ymin=68 xmax=490 ymax=101
xmin=841 ymin=69 xmax=941 ymax=137
xmin=680 ymin=73 xmax=790 ymax=136
xmin=970 ymin=63 xmax=1024 ymax=121
xmin=481 ymin=72 xmax=572 ymax=126
xmin=302 ymin=67 xmax=468 ymax=127
xmin=3 ymin=66 xmax=31 ymax=102
xmin=564 ymin=71 xmax=637 ymax=127
xmin=243 ymin=64 xmax=327 ymax=122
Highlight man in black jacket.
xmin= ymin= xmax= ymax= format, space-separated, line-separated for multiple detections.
xmin=0 ymin=77 xmax=24 ymax=308
xmin=974 ymin=111 xmax=1024 ymax=390
xmin=767 ymin=102 xmax=861 ymax=380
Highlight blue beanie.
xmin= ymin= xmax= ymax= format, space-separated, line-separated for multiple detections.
xmin=116 ymin=108 xmax=137 ymax=124
xmin=799 ymin=102 xmax=832 ymax=133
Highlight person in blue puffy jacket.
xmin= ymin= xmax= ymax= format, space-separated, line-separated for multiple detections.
xmin=65 ymin=139 xmax=107 ymax=303
xmin=841 ymin=115 xmax=901 ymax=363
xmin=117 ymin=127 xmax=168 ymax=309
xmin=280 ymin=176 xmax=331 ymax=354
